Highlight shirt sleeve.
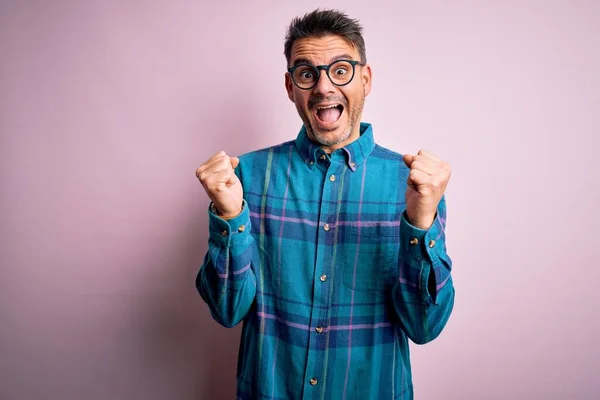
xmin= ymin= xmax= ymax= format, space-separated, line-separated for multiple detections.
xmin=196 ymin=199 xmax=257 ymax=328
xmin=391 ymin=195 xmax=455 ymax=344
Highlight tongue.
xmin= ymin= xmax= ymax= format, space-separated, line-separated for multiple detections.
xmin=317 ymin=107 xmax=341 ymax=123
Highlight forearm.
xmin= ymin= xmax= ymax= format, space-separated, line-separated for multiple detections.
xmin=196 ymin=201 xmax=257 ymax=328
xmin=391 ymin=200 xmax=455 ymax=344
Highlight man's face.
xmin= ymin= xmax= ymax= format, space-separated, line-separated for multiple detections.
xmin=285 ymin=35 xmax=372 ymax=152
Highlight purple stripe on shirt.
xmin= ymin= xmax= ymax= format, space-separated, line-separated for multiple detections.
xmin=257 ymin=311 xmax=310 ymax=331
xmin=337 ymin=220 xmax=400 ymax=228
xmin=246 ymin=190 xmax=405 ymax=206
xmin=326 ymin=322 xmax=392 ymax=331
xmin=435 ymin=215 xmax=446 ymax=240
xmin=249 ymin=212 xmax=319 ymax=226
xmin=257 ymin=311 xmax=392 ymax=332
xmin=436 ymin=274 xmax=451 ymax=290
xmin=398 ymin=277 xmax=418 ymax=288
xmin=218 ymin=263 xmax=251 ymax=279
xmin=249 ymin=213 xmax=401 ymax=229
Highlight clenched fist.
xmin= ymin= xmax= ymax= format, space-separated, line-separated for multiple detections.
xmin=196 ymin=151 xmax=243 ymax=218
xmin=403 ymin=150 xmax=451 ymax=230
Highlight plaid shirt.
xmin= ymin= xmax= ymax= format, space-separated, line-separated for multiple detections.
xmin=197 ymin=122 xmax=454 ymax=400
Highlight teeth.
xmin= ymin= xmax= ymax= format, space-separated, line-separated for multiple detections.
xmin=317 ymin=104 xmax=340 ymax=110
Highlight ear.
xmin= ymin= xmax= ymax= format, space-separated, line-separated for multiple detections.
xmin=285 ymin=72 xmax=295 ymax=102
xmin=361 ymin=64 xmax=372 ymax=97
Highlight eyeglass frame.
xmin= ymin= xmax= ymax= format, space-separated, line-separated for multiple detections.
xmin=287 ymin=59 xmax=366 ymax=90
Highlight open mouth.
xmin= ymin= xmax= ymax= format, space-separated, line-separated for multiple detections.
xmin=314 ymin=104 xmax=344 ymax=124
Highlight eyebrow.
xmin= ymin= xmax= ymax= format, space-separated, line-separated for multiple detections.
xmin=291 ymin=53 xmax=356 ymax=67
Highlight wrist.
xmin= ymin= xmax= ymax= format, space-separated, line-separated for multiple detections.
xmin=211 ymin=202 xmax=244 ymax=220
xmin=406 ymin=211 xmax=435 ymax=230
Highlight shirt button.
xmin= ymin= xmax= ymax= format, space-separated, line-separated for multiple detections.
xmin=323 ymin=223 xmax=330 ymax=231
xmin=329 ymin=175 xmax=336 ymax=182
xmin=429 ymin=239 xmax=436 ymax=248
xmin=309 ymin=160 xmax=314 ymax=165
xmin=409 ymin=238 xmax=418 ymax=245
xmin=319 ymin=154 xmax=326 ymax=161
xmin=319 ymin=274 xmax=327 ymax=282
xmin=238 ymin=225 xmax=245 ymax=233
xmin=315 ymin=326 xmax=323 ymax=333
xmin=310 ymin=377 xmax=318 ymax=386
xmin=350 ymin=162 xmax=356 ymax=168
xmin=220 ymin=230 xmax=228 ymax=237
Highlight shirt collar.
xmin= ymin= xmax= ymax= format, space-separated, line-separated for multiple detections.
xmin=295 ymin=122 xmax=375 ymax=171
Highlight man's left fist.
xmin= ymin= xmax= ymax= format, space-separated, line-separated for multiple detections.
xmin=403 ymin=150 xmax=451 ymax=230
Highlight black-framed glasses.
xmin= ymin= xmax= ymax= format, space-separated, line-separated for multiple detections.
xmin=287 ymin=60 xmax=365 ymax=90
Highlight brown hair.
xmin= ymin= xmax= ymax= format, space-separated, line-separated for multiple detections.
xmin=284 ymin=9 xmax=367 ymax=66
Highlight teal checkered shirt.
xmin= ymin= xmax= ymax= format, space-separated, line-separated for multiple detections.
xmin=197 ymin=122 xmax=455 ymax=399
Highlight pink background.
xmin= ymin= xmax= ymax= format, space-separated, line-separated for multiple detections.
xmin=1 ymin=1 xmax=599 ymax=399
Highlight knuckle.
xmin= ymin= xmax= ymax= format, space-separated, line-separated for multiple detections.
xmin=218 ymin=156 xmax=230 ymax=167
xmin=207 ymin=183 xmax=223 ymax=194
xmin=199 ymin=171 xmax=212 ymax=184
xmin=209 ymin=152 xmax=226 ymax=163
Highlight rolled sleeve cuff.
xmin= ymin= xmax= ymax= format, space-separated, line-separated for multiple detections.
xmin=400 ymin=211 xmax=445 ymax=262
xmin=208 ymin=200 xmax=251 ymax=249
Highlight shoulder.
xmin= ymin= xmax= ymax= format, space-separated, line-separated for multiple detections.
xmin=369 ymin=144 xmax=410 ymax=171
xmin=235 ymin=140 xmax=297 ymax=176
xmin=238 ymin=140 xmax=296 ymax=161
xmin=372 ymin=143 xmax=402 ymax=159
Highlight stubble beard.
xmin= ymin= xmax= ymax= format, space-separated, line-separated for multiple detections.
xmin=300 ymin=97 xmax=365 ymax=147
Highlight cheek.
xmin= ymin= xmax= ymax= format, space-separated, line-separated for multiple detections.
xmin=346 ymin=88 xmax=362 ymax=104
xmin=294 ymin=92 xmax=310 ymax=109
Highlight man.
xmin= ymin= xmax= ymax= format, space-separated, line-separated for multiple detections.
xmin=195 ymin=9 xmax=454 ymax=399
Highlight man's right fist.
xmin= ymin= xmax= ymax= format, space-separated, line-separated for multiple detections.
xmin=196 ymin=151 xmax=243 ymax=218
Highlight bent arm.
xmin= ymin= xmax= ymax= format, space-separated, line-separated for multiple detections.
xmin=391 ymin=196 xmax=455 ymax=344
xmin=196 ymin=201 xmax=257 ymax=328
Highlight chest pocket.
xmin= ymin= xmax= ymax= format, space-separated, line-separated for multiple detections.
xmin=342 ymin=224 xmax=399 ymax=291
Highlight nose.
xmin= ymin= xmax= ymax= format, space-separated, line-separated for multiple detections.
xmin=312 ymin=69 xmax=336 ymax=96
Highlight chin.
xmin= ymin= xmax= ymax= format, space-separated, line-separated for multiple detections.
xmin=310 ymin=124 xmax=352 ymax=147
